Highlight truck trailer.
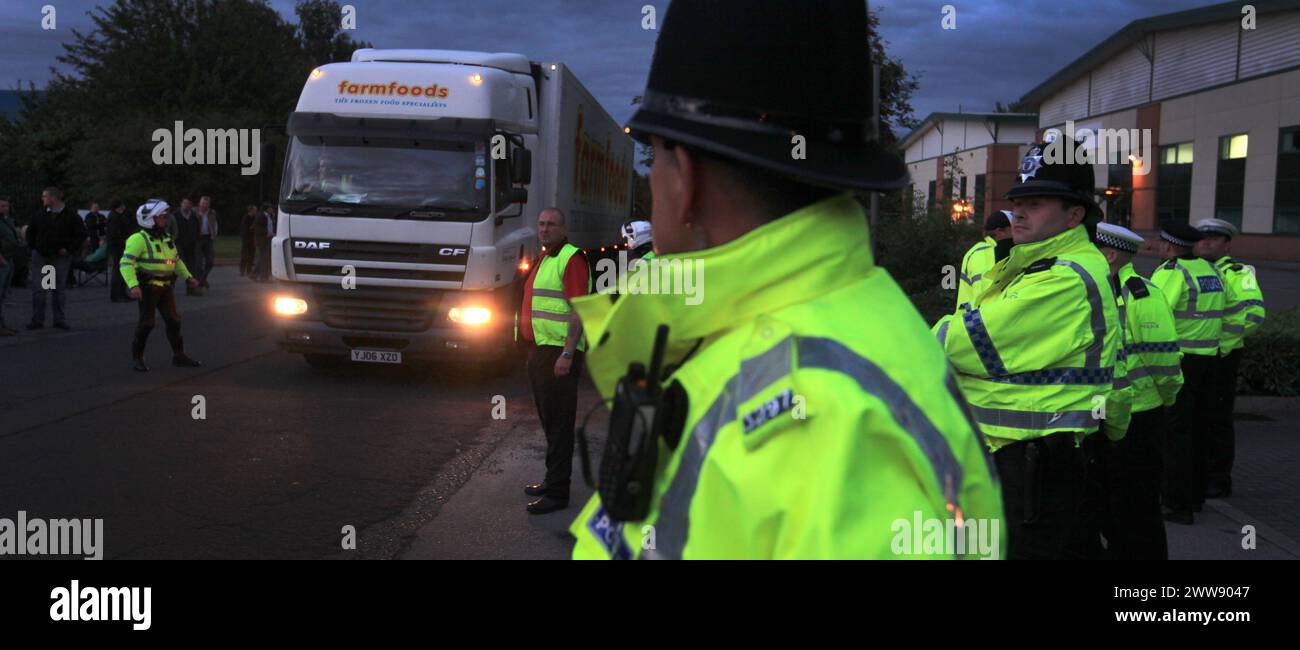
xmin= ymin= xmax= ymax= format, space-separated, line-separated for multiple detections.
xmin=270 ymin=49 xmax=635 ymax=370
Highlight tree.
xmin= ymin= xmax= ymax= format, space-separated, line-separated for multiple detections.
xmin=995 ymin=99 xmax=1034 ymax=113
xmin=868 ymin=8 xmax=921 ymax=148
xmin=0 ymin=0 xmax=369 ymax=230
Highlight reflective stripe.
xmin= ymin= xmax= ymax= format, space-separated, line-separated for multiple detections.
xmin=1177 ymin=264 xmax=1199 ymax=315
xmin=1225 ymin=299 xmax=1264 ymax=314
xmin=1180 ymin=339 xmax=1218 ymax=349
xmin=985 ymin=366 xmax=1113 ymax=385
xmin=1126 ymin=341 xmax=1180 ymax=354
xmin=1173 ymin=309 xmax=1224 ymax=319
xmin=936 ymin=320 xmax=950 ymax=345
xmin=1127 ymin=364 xmax=1181 ymax=380
xmin=531 ymin=288 xmax=566 ymax=299
xmin=957 ymin=302 xmax=971 ymax=312
xmin=649 ymin=336 xmax=968 ymax=560
xmin=969 ymin=273 xmax=982 ymax=284
xmin=962 ymin=309 xmax=1008 ymax=376
xmin=1223 ymin=324 xmax=1245 ymax=334
xmin=1054 ymin=260 xmax=1107 ymax=368
xmin=121 ymin=254 xmax=137 ymax=261
xmin=960 ymin=273 xmax=974 ymax=285
xmin=1245 ymin=313 xmax=1265 ymax=325
xmin=651 ymin=338 xmax=796 ymax=560
xmin=945 ymin=374 xmax=998 ymax=483
xmin=531 ymin=311 xmax=570 ymax=323
xmin=970 ymin=406 xmax=1096 ymax=431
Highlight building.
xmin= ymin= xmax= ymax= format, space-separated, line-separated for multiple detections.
xmin=900 ymin=112 xmax=1039 ymax=223
xmin=1019 ymin=0 xmax=1300 ymax=261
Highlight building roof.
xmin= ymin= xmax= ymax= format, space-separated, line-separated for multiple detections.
xmin=898 ymin=111 xmax=1038 ymax=152
xmin=1019 ymin=0 xmax=1300 ymax=107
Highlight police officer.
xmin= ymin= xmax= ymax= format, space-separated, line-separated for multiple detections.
xmin=620 ymin=219 xmax=654 ymax=262
xmin=1086 ymin=223 xmax=1182 ymax=559
xmin=1151 ymin=222 xmax=1224 ymax=524
xmin=120 ymin=199 xmax=202 ymax=372
xmin=956 ymin=210 xmax=1012 ymax=311
xmin=1195 ymin=218 xmax=1265 ymax=499
xmin=568 ymin=0 xmax=1002 ymax=559
xmin=935 ymin=136 xmax=1120 ymax=560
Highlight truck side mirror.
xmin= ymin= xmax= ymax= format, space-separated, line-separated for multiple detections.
xmin=511 ymin=149 xmax=532 ymax=185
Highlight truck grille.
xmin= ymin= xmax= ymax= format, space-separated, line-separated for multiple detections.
xmin=311 ymin=284 xmax=438 ymax=332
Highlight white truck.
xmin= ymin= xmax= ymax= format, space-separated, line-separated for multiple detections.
xmin=271 ymin=49 xmax=635 ymax=370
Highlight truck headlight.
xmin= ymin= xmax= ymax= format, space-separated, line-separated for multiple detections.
xmin=274 ymin=296 xmax=309 ymax=316
xmin=449 ymin=306 xmax=491 ymax=326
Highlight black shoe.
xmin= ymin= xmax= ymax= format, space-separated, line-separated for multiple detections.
xmin=524 ymin=483 xmax=548 ymax=497
xmin=53 ymin=322 xmax=71 ymax=330
xmin=1162 ymin=507 xmax=1194 ymax=525
xmin=172 ymin=354 xmax=202 ymax=368
xmin=132 ymin=358 xmax=149 ymax=372
xmin=526 ymin=496 xmax=569 ymax=515
xmin=26 ymin=322 xmax=43 ymax=330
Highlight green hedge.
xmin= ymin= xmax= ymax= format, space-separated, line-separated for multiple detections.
xmin=1238 ymin=308 xmax=1300 ymax=397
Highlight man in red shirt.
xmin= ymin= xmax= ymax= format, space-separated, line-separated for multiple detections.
xmin=519 ymin=207 xmax=590 ymax=514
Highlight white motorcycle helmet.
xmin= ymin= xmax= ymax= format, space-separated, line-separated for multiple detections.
xmin=621 ymin=219 xmax=652 ymax=250
xmin=136 ymin=198 xmax=169 ymax=229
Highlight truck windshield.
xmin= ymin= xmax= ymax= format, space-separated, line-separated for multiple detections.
xmin=280 ymin=136 xmax=488 ymax=215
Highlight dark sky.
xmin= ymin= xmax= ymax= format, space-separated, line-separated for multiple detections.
xmin=1 ymin=0 xmax=1215 ymax=133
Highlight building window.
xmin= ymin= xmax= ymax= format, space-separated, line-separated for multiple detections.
xmin=960 ymin=175 xmax=968 ymax=200
xmin=974 ymin=174 xmax=986 ymax=216
xmin=1214 ymin=134 xmax=1248 ymax=228
xmin=1157 ymin=142 xmax=1194 ymax=226
xmin=1276 ymin=126 xmax=1300 ymax=234
xmin=942 ymin=178 xmax=953 ymax=204
xmin=928 ymin=180 xmax=936 ymax=208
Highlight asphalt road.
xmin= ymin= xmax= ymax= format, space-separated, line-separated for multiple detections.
xmin=0 ymin=267 xmax=563 ymax=559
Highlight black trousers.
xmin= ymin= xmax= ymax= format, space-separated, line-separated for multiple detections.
xmin=994 ymin=430 xmax=1087 ymax=560
xmin=1073 ymin=408 xmax=1169 ymax=560
xmin=239 ymin=235 xmax=256 ymax=276
xmin=1205 ymin=349 xmax=1241 ymax=493
xmin=133 ymin=282 xmax=185 ymax=359
xmin=1163 ymin=353 xmax=1217 ymax=512
xmin=197 ymin=236 xmax=215 ymax=285
xmin=109 ymin=252 xmax=128 ymax=301
xmin=527 ymin=345 xmax=584 ymax=500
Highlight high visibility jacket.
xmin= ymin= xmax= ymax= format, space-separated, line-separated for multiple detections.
xmin=569 ymin=193 xmax=1003 ymax=559
xmin=1116 ymin=263 xmax=1183 ymax=414
xmin=1105 ymin=285 xmax=1134 ymax=442
xmin=934 ymin=225 xmax=1120 ymax=451
xmin=119 ymin=229 xmax=192 ymax=289
xmin=529 ymin=243 xmax=589 ymax=350
xmin=1151 ymin=255 xmax=1225 ymax=357
xmin=1213 ymin=256 xmax=1266 ymax=354
xmin=956 ymin=236 xmax=996 ymax=311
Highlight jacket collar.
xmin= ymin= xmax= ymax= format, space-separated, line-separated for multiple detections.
xmin=571 ymin=192 xmax=874 ymax=398
xmin=990 ymin=224 xmax=1090 ymax=282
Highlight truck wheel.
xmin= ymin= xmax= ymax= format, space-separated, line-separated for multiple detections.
xmin=304 ymin=353 xmax=343 ymax=371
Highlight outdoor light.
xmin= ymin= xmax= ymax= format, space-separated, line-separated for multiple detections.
xmin=469 ymin=73 xmax=483 ymax=85
xmin=518 ymin=258 xmax=530 ymax=273
xmin=274 ymin=296 xmax=308 ymax=316
xmin=449 ymin=306 xmax=491 ymax=326
xmin=310 ymin=68 xmax=324 ymax=80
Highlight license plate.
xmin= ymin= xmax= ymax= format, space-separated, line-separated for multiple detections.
xmin=350 ymin=349 xmax=402 ymax=364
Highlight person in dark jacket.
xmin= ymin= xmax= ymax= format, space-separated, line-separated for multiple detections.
xmin=238 ymin=204 xmax=257 ymax=277
xmin=252 ymin=203 xmax=275 ymax=282
xmin=172 ymin=197 xmax=201 ymax=294
xmin=105 ymin=198 xmax=135 ymax=302
xmin=26 ymin=187 xmax=85 ymax=329
xmin=0 ymin=195 xmax=25 ymax=335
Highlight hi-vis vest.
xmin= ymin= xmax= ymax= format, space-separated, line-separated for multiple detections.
xmin=1151 ymin=255 xmax=1225 ymax=357
xmin=935 ymin=225 xmax=1120 ymax=450
xmin=119 ymin=229 xmax=192 ymax=289
xmin=1117 ymin=263 xmax=1184 ymax=414
xmin=569 ymin=193 xmax=1003 ymax=559
xmin=956 ymin=236 xmax=996 ymax=311
xmin=530 ymin=243 xmax=589 ymax=350
xmin=1214 ymin=256 xmax=1265 ymax=354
